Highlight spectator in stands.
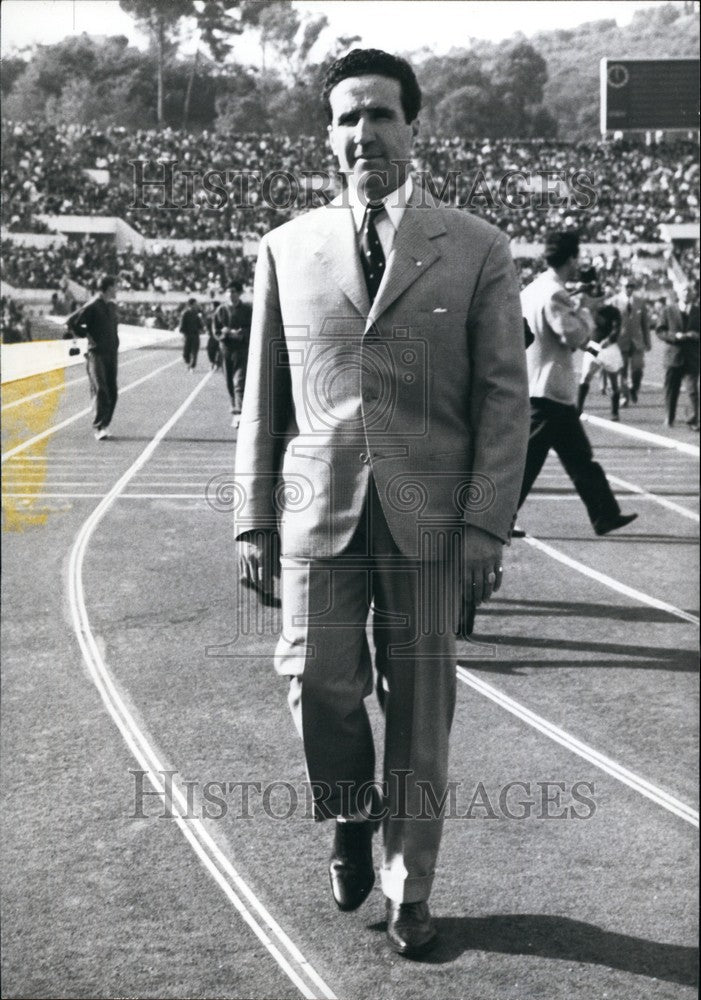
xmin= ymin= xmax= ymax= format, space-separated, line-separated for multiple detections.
xmin=608 ymin=278 xmax=651 ymax=406
xmin=515 ymin=230 xmax=637 ymax=536
xmin=179 ymin=297 xmax=204 ymax=371
xmin=213 ymin=281 xmax=251 ymax=426
xmin=67 ymin=274 xmax=120 ymax=441
xmin=657 ymin=285 xmax=700 ymax=430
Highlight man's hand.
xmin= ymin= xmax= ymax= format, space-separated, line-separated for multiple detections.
xmin=237 ymin=529 xmax=280 ymax=598
xmin=463 ymin=525 xmax=504 ymax=607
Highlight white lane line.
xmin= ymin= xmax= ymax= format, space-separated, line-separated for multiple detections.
xmin=3 ymin=493 xmax=206 ymax=499
xmin=66 ymin=373 xmax=336 ymax=1000
xmin=581 ymin=413 xmax=700 ymax=456
xmin=522 ymin=535 xmax=699 ymax=626
xmin=2 ymin=498 xmax=112 ymax=501
xmin=608 ymin=474 xmax=700 ymax=523
xmin=456 ymin=667 xmax=699 ymax=828
xmin=1 ymin=355 xmax=146 ymax=412
xmin=1 ymin=359 xmax=181 ymax=463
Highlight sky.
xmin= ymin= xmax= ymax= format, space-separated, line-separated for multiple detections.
xmin=0 ymin=0 xmax=686 ymax=59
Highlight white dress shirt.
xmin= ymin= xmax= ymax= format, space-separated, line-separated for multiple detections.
xmin=349 ymin=175 xmax=413 ymax=260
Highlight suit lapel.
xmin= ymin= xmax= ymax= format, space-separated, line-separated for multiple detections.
xmin=313 ymin=204 xmax=370 ymax=318
xmin=367 ymin=187 xmax=446 ymax=330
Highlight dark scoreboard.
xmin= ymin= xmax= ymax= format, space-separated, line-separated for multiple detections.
xmin=600 ymin=58 xmax=700 ymax=132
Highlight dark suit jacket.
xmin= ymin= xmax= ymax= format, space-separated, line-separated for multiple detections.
xmin=658 ymin=302 xmax=700 ymax=372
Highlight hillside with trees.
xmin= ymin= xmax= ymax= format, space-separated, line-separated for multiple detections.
xmin=1 ymin=1 xmax=698 ymax=138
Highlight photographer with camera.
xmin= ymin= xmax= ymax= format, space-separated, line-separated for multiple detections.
xmin=66 ymin=274 xmax=120 ymax=441
xmin=514 ymin=230 xmax=637 ymax=537
xmin=213 ymin=281 xmax=251 ymax=427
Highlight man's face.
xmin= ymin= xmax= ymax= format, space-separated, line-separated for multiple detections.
xmin=327 ymin=74 xmax=418 ymax=201
xmin=229 ymin=290 xmax=240 ymax=306
xmin=104 ymin=284 xmax=117 ymax=301
xmin=625 ymin=284 xmax=634 ymax=298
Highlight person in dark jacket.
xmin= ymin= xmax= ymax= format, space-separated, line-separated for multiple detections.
xmin=213 ymin=281 xmax=251 ymax=425
xmin=206 ymin=299 xmax=222 ymax=371
xmin=657 ymin=286 xmax=700 ymax=430
xmin=67 ymin=274 xmax=120 ymax=441
xmin=179 ymin=298 xmax=204 ymax=370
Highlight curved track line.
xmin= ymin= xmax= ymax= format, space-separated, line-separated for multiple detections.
xmin=457 ymin=668 xmax=699 ymax=827
xmin=1 ymin=355 xmax=146 ymax=412
xmin=581 ymin=413 xmax=700 ymax=457
xmin=67 ymin=372 xmax=336 ymax=1000
xmin=2 ymin=358 xmax=181 ymax=463
xmin=608 ymin=474 xmax=700 ymax=523
xmin=522 ymin=534 xmax=699 ymax=626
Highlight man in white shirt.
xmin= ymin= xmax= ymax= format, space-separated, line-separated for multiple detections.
xmin=515 ymin=230 xmax=638 ymax=537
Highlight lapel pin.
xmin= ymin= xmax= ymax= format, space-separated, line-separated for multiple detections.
xmin=416 ymin=260 xmax=422 ymax=267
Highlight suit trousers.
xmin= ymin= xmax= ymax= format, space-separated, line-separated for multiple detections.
xmin=274 ymin=480 xmax=458 ymax=904
xmin=222 ymin=343 xmax=247 ymax=411
xmin=86 ymin=350 xmax=118 ymax=431
xmin=664 ymin=365 xmax=699 ymax=425
xmin=519 ymin=398 xmax=620 ymax=529
xmin=182 ymin=331 xmax=200 ymax=369
xmin=619 ymin=343 xmax=644 ymax=396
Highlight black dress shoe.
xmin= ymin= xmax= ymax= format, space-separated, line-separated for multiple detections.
xmin=510 ymin=527 xmax=526 ymax=538
xmin=329 ymin=819 xmax=376 ymax=911
xmin=594 ymin=512 xmax=638 ymax=536
xmin=386 ymin=899 xmax=437 ymax=957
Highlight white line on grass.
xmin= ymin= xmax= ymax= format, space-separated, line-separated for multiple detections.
xmin=66 ymin=372 xmax=337 ymax=1000
xmin=521 ymin=535 xmax=699 ymax=626
xmin=456 ymin=667 xmax=699 ymax=827
xmin=2 ymin=359 xmax=181 ymax=463
xmin=581 ymin=413 xmax=700 ymax=457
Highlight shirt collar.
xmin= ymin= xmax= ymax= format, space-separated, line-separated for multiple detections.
xmin=349 ymin=174 xmax=413 ymax=234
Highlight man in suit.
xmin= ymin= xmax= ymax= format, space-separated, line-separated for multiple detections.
xmin=67 ymin=274 xmax=119 ymax=441
xmin=514 ymin=231 xmax=638 ymax=537
xmin=234 ymin=49 xmax=529 ymax=956
xmin=657 ymin=286 xmax=700 ymax=430
xmin=214 ymin=281 xmax=251 ymax=425
xmin=609 ymin=278 xmax=650 ymax=406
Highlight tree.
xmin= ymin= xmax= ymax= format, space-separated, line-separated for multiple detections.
xmin=1 ymin=34 xmax=156 ymax=127
xmin=182 ymin=1 xmax=243 ymax=128
xmin=239 ymin=1 xmax=327 ymax=83
xmin=119 ymin=0 xmax=194 ymax=126
xmin=0 ymin=54 xmax=27 ymax=98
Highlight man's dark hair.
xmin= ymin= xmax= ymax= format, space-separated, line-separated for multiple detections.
xmin=544 ymin=230 xmax=580 ymax=269
xmin=229 ymin=280 xmax=243 ymax=293
xmin=187 ymin=297 xmax=197 ymax=306
xmin=322 ymin=48 xmax=422 ymax=124
xmin=594 ymin=304 xmax=622 ymax=341
xmin=98 ymin=274 xmax=117 ymax=293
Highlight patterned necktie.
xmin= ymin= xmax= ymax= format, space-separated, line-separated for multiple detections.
xmin=359 ymin=203 xmax=386 ymax=304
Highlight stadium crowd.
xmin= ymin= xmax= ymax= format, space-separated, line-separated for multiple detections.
xmin=2 ymin=121 xmax=698 ymax=243
xmin=2 ymin=237 xmax=253 ymax=295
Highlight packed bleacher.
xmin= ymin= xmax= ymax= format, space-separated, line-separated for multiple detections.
xmin=2 ymin=121 xmax=698 ymax=339
xmin=2 ymin=122 xmax=699 ymax=243
xmin=1 ymin=238 xmax=253 ymax=295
